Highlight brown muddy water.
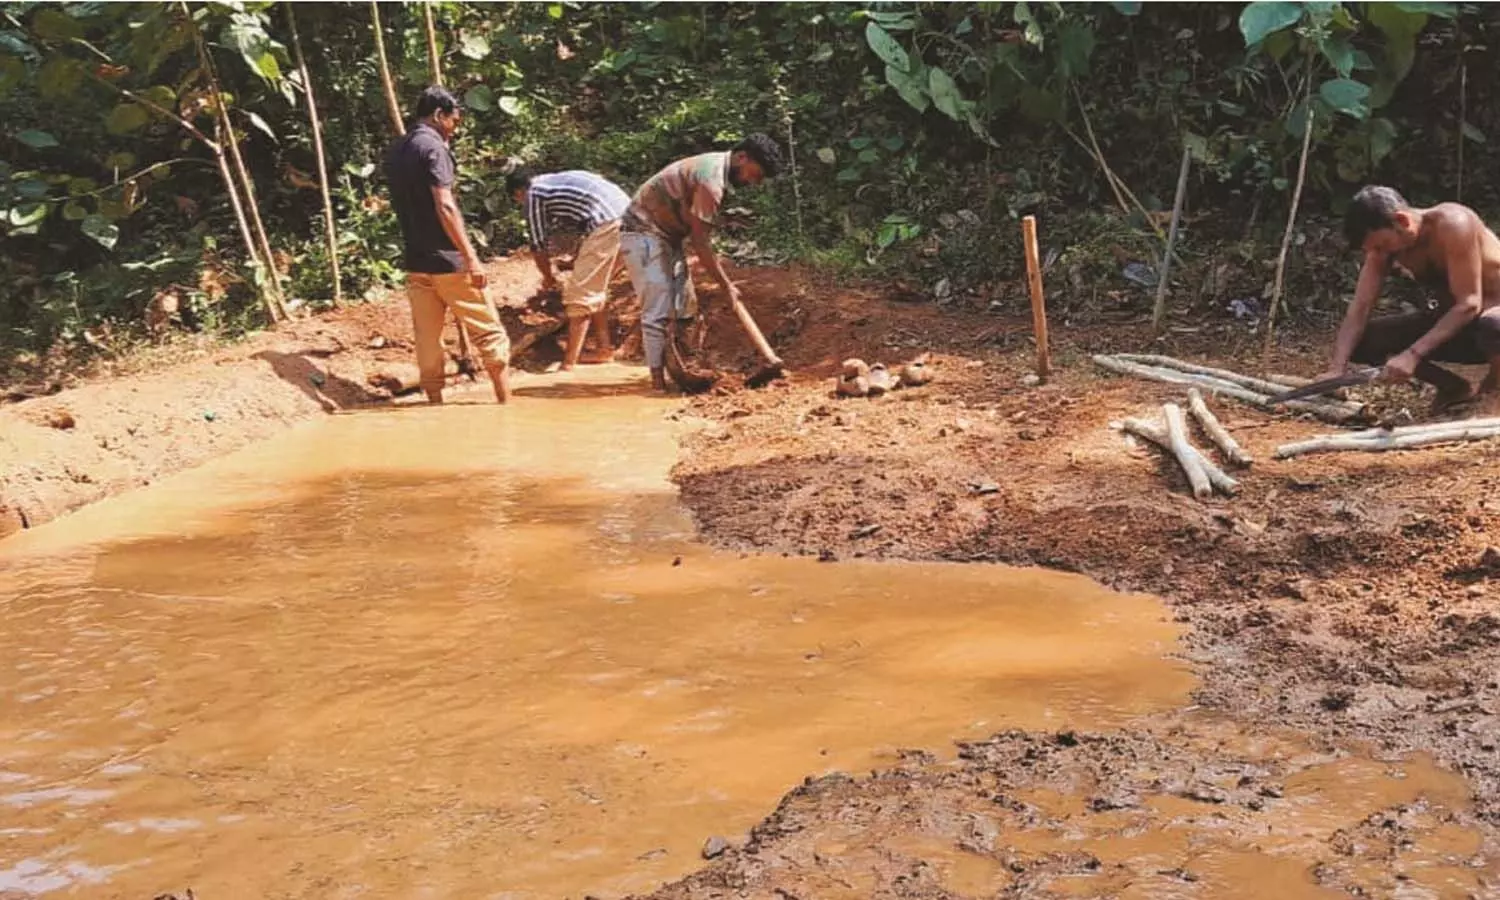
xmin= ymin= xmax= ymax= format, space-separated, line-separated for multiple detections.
xmin=0 ymin=367 xmax=1483 ymax=899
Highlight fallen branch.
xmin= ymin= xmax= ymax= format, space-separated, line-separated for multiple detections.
xmin=1120 ymin=417 xmax=1240 ymax=496
xmin=1092 ymin=355 xmax=1364 ymax=425
xmin=1164 ymin=403 xmax=1213 ymax=499
xmin=1187 ymin=388 xmax=1253 ymax=467
xmin=1276 ymin=418 xmax=1500 ymax=458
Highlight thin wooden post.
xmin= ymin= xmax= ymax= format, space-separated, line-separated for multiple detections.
xmin=288 ymin=5 xmax=342 ymax=307
xmin=422 ymin=3 xmax=442 ymax=86
xmin=1022 ymin=215 xmax=1052 ymax=379
xmin=1153 ymin=144 xmax=1192 ymax=334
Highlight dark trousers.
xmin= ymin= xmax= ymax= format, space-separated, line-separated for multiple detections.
xmin=1352 ymin=308 xmax=1500 ymax=394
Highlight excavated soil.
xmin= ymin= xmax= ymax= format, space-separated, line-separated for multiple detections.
xmin=6 ymin=256 xmax=1500 ymax=896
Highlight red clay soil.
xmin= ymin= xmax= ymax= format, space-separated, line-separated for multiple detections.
xmin=8 ymin=257 xmax=1500 ymax=896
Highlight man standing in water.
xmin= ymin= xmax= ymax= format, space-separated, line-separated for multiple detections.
xmin=1323 ymin=185 xmax=1500 ymax=415
xmin=507 ymin=167 xmax=631 ymax=370
xmin=384 ymin=86 xmax=512 ymax=404
xmin=619 ymin=134 xmax=784 ymax=392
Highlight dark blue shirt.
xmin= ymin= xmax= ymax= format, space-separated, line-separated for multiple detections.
xmin=384 ymin=122 xmax=463 ymax=274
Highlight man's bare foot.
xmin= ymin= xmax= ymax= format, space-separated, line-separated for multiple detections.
xmin=1429 ymin=383 xmax=1477 ymax=417
xmin=578 ymin=348 xmax=615 ymax=365
xmin=425 ymin=388 xmax=444 ymax=405
xmin=489 ymin=365 xmax=511 ymax=404
xmin=650 ymin=367 xmax=669 ymax=393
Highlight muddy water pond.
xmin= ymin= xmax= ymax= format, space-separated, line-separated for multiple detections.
xmin=0 ymin=367 xmax=1480 ymax=898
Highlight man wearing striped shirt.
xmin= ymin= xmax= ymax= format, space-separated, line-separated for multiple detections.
xmin=508 ymin=168 xmax=631 ymax=370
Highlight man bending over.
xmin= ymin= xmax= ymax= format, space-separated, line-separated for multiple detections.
xmin=619 ymin=134 xmax=783 ymax=392
xmin=1326 ymin=185 xmax=1500 ymax=415
xmin=508 ymin=168 xmax=632 ymax=370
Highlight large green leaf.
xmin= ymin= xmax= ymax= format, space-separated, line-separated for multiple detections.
xmin=861 ymin=10 xmax=918 ymax=32
xmin=1319 ymin=34 xmax=1355 ymax=77
xmin=464 ymin=84 xmax=494 ymax=111
xmin=1366 ymin=117 xmax=1398 ymax=164
xmin=16 ymin=129 xmax=58 ymax=149
xmin=885 ymin=63 xmax=929 ymax=112
xmin=1110 ymin=2 xmax=1143 ymax=14
xmin=31 ymin=7 xmax=84 ymax=40
xmin=8 ymin=203 xmax=48 ymax=227
xmin=105 ymin=103 xmax=151 ymax=135
xmin=81 ymin=213 xmax=119 ymax=250
xmin=61 ymin=200 xmax=88 ymax=221
xmin=37 ymin=56 xmax=84 ymax=100
xmin=499 ymin=95 xmax=522 ymax=116
xmin=16 ymin=178 xmax=49 ymax=200
xmin=927 ymin=66 xmax=966 ymax=121
xmin=1239 ymin=2 xmax=1304 ymax=47
xmin=1055 ymin=20 xmax=1096 ymax=79
xmin=864 ymin=22 xmax=909 ymax=72
xmin=1391 ymin=2 xmax=1456 ymax=14
xmin=245 ymin=110 xmax=276 ymax=142
xmin=1319 ymin=77 xmax=1370 ymax=118
xmin=460 ymin=33 xmax=490 ymax=61
xmin=1462 ymin=122 xmax=1487 ymax=145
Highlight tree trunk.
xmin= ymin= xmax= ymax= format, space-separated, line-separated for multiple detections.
xmin=423 ymin=2 xmax=442 ymax=86
xmin=372 ymin=2 xmax=405 ymax=137
xmin=1163 ymin=403 xmax=1213 ymax=499
xmin=288 ymin=5 xmax=342 ymax=307
xmin=212 ymin=118 xmax=279 ymax=322
xmin=1120 ymin=417 xmax=1239 ymax=496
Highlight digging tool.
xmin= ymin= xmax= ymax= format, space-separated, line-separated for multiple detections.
xmin=664 ymin=316 xmax=717 ymax=394
xmin=728 ymin=292 xmax=786 ymax=388
xmin=1267 ymin=366 xmax=1381 ymax=405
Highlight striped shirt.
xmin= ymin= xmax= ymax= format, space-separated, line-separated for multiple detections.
xmin=524 ymin=171 xmax=630 ymax=251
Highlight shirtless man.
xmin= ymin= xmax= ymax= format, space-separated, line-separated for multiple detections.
xmin=1324 ymin=185 xmax=1500 ymax=414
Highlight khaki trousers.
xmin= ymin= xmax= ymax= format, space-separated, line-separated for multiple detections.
xmin=564 ymin=219 xmax=622 ymax=319
xmin=406 ymin=272 xmax=512 ymax=395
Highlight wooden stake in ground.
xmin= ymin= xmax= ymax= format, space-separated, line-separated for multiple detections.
xmin=1022 ymin=215 xmax=1052 ymax=379
xmin=371 ymin=1 xmax=405 ymax=137
xmin=1262 ymin=68 xmax=1315 ymax=354
xmin=1186 ymin=388 xmax=1253 ymax=467
xmin=1152 ymin=144 xmax=1192 ymax=334
xmin=1163 ymin=403 xmax=1213 ymax=499
xmin=288 ymin=6 xmax=342 ymax=307
xmin=422 ymin=3 xmax=442 ymax=86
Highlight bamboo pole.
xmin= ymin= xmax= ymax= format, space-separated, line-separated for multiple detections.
xmin=1263 ymin=58 xmax=1315 ymax=354
xmin=371 ymin=1 xmax=405 ymax=137
xmin=422 ymin=2 xmax=442 ymax=86
xmin=1152 ymin=144 xmax=1192 ymax=334
xmin=288 ymin=5 xmax=342 ymax=307
xmin=1187 ymin=388 xmax=1253 ymax=467
xmin=1275 ymin=421 xmax=1500 ymax=459
xmin=186 ymin=4 xmax=286 ymax=315
xmin=1022 ymin=215 xmax=1052 ymax=379
xmin=1120 ymin=417 xmax=1240 ymax=496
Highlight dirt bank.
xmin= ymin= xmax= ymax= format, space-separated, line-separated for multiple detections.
xmin=0 ymin=256 xmax=618 ymax=538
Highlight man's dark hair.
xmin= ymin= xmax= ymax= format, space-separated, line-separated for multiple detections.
xmin=414 ymin=85 xmax=460 ymax=120
xmin=1344 ymin=185 xmax=1408 ymax=248
xmin=733 ymin=133 xmax=783 ymax=178
xmin=504 ymin=168 xmax=534 ymax=196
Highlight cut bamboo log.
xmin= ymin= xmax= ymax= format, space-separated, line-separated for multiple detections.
xmin=1091 ymin=355 xmax=1364 ymax=425
xmin=1342 ymin=415 xmax=1500 ymax=440
xmin=1187 ymin=388 xmax=1253 ymax=467
xmin=1120 ymin=417 xmax=1240 ymax=496
xmin=1276 ymin=419 xmax=1500 ymax=458
xmin=1164 ymin=403 xmax=1213 ymax=499
xmin=1113 ymin=354 xmax=1361 ymax=410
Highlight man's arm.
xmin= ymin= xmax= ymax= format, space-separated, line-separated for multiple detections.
xmin=1411 ymin=230 xmax=1484 ymax=358
xmin=1326 ymin=251 xmax=1387 ymax=374
xmin=526 ymin=190 xmax=558 ymax=290
xmin=688 ymin=215 xmax=737 ymax=302
xmin=430 ymin=184 xmax=485 ymax=286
